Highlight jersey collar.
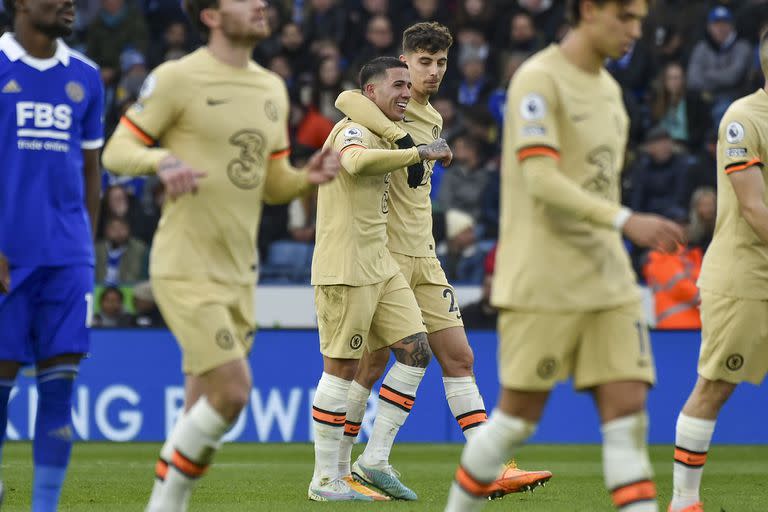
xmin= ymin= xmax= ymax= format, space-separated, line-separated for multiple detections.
xmin=0 ymin=32 xmax=70 ymax=71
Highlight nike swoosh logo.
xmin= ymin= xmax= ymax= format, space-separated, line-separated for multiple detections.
xmin=571 ymin=114 xmax=590 ymax=122
xmin=207 ymin=98 xmax=231 ymax=106
xmin=403 ymin=118 xmax=415 ymax=123
xmin=404 ymin=401 xmax=414 ymax=407
xmin=456 ymin=314 xmax=462 ymax=320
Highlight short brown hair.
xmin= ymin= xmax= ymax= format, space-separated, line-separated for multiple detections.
xmin=182 ymin=0 xmax=219 ymax=38
xmin=402 ymin=22 xmax=453 ymax=55
xmin=566 ymin=0 xmax=647 ymax=25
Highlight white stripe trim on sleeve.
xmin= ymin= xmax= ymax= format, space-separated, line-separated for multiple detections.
xmin=81 ymin=138 xmax=104 ymax=149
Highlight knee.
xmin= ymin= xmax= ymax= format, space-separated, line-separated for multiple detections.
xmin=394 ymin=332 xmax=432 ymax=368
xmin=687 ymin=378 xmax=734 ymax=414
xmin=213 ymin=380 xmax=251 ymax=421
xmin=441 ymin=347 xmax=474 ymax=377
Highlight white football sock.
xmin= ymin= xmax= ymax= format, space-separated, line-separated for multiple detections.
xmin=360 ymin=362 xmax=425 ymax=467
xmin=311 ymin=372 xmax=351 ymax=485
xmin=154 ymin=397 xmax=230 ymax=512
xmin=602 ymin=412 xmax=657 ymax=511
xmin=339 ymin=380 xmax=370 ymax=477
xmin=445 ymin=409 xmax=535 ymax=512
xmin=443 ymin=376 xmax=487 ymax=440
xmin=670 ymin=413 xmax=716 ymax=511
xmin=147 ymin=411 xmax=186 ymax=509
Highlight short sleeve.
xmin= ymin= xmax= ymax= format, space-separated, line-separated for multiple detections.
xmin=120 ymin=63 xmax=181 ymax=145
xmin=333 ymin=123 xmax=373 ymax=155
xmin=720 ymin=111 xmax=764 ymax=175
xmin=81 ymin=70 xmax=105 ymax=150
xmin=506 ymin=66 xmax=561 ymax=161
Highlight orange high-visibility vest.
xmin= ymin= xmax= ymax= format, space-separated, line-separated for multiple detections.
xmin=643 ymin=246 xmax=703 ymax=329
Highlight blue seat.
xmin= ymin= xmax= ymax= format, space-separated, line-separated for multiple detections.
xmin=261 ymin=241 xmax=313 ymax=283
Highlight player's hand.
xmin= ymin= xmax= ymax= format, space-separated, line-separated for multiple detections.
xmin=305 ymin=147 xmax=340 ymax=185
xmin=622 ymin=213 xmax=686 ymax=252
xmin=158 ymin=155 xmax=207 ymax=200
xmin=418 ymin=138 xmax=453 ymax=166
xmin=0 ymin=251 xmax=10 ymax=294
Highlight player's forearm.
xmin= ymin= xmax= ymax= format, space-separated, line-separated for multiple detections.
xmin=521 ymin=155 xmax=623 ymax=228
xmin=335 ymin=90 xmax=407 ymax=141
xmin=82 ymin=149 xmax=101 ymax=240
xmin=740 ymin=203 xmax=768 ymax=245
xmin=341 ymin=147 xmax=420 ymax=177
xmin=102 ymin=124 xmax=170 ymax=176
xmin=263 ymin=157 xmax=311 ymax=204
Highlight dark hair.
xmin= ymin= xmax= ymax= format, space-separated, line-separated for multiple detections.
xmin=358 ymin=56 xmax=408 ymax=89
xmin=2 ymin=0 xmax=13 ymax=18
xmin=182 ymin=0 xmax=219 ymax=38
xmin=402 ymin=22 xmax=453 ymax=55
xmin=100 ymin=286 xmax=125 ymax=304
xmin=566 ymin=0 xmax=646 ymax=25
xmin=760 ymin=26 xmax=768 ymax=74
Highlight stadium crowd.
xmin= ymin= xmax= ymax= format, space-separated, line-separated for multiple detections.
xmin=2 ymin=0 xmax=766 ymax=327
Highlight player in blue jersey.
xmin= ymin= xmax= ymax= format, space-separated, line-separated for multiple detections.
xmin=0 ymin=0 xmax=104 ymax=509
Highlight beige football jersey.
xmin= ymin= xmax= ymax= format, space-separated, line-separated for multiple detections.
xmin=492 ymin=45 xmax=639 ymax=312
xmin=311 ymin=120 xmax=401 ymax=286
xmin=698 ymin=89 xmax=768 ymax=299
xmin=113 ymin=48 xmax=291 ymax=285
xmin=386 ymin=99 xmax=443 ymax=257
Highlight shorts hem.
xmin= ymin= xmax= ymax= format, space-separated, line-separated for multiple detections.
xmin=426 ymin=320 xmax=464 ymax=335
xmin=184 ymin=352 xmax=248 ymax=376
xmin=574 ymin=373 xmax=656 ymax=391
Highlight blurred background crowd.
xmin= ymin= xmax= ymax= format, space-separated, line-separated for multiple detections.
xmin=2 ymin=0 xmax=766 ymax=328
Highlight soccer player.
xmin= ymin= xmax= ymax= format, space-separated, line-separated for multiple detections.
xmin=668 ymin=31 xmax=768 ymax=512
xmin=0 ymin=0 xmax=104 ymax=508
xmin=309 ymin=56 xmax=453 ymax=501
xmin=101 ymin=0 xmax=340 ymax=510
xmin=444 ymin=1 xmax=686 ymax=511
xmin=334 ymin=21 xmax=552 ymax=500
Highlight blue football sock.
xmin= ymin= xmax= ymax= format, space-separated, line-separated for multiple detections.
xmin=0 ymin=378 xmax=14 ymax=472
xmin=32 ymin=364 xmax=78 ymax=512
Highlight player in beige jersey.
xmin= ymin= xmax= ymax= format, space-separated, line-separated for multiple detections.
xmin=668 ymin=32 xmax=768 ymax=512
xmin=334 ymin=22 xmax=552 ymax=500
xmin=445 ymin=2 xmax=685 ymax=511
xmin=308 ymin=56 xmax=453 ymax=502
xmin=101 ymin=0 xmax=340 ymax=510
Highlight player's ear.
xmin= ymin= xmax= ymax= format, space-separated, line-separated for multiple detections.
xmin=199 ymin=6 xmax=219 ymax=31
xmin=399 ymin=54 xmax=407 ymax=64
xmin=363 ymin=82 xmax=377 ymax=100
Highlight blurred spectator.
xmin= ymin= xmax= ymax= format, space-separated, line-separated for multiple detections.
xmin=301 ymin=56 xmax=349 ymax=122
xmin=687 ymin=186 xmax=717 ymax=250
xmin=487 ymin=51 xmax=529 ymax=126
xmin=86 ymin=0 xmax=149 ymax=87
xmin=147 ymin=19 xmax=193 ymax=69
xmin=513 ymin=0 xmax=565 ymax=43
xmin=275 ymin=23 xmax=313 ymax=82
xmin=112 ymin=49 xmax=149 ymax=128
xmin=496 ymin=11 xmax=544 ymax=53
xmin=96 ymin=185 xmax=138 ymax=239
xmin=642 ymin=242 xmax=703 ymax=329
xmin=453 ymin=0 xmax=495 ymax=36
xmin=461 ymin=106 xmax=498 ymax=153
xmin=132 ymin=179 xmax=165 ymax=245
xmin=460 ymin=245 xmax=498 ymax=329
xmin=293 ymin=99 xmax=335 ymax=150
xmin=627 ymin=126 xmax=690 ymax=220
xmin=346 ymin=15 xmax=397 ymax=83
xmin=452 ymin=50 xmax=493 ymax=107
xmin=606 ymin=39 xmax=655 ymax=100
xmin=252 ymin=2 xmax=287 ymax=64
xmin=301 ymin=0 xmax=346 ymax=49
xmin=687 ymin=6 xmax=753 ymax=123
xmin=96 ymin=216 xmax=148 ymax=284
xmin=448 ymin=26 xmax=491 ymax=85
xmin=479 ymin=167 xmax=500 ymax=239
xmin=406 ymin=0 xmax=450 ymax=27
xmin=684 ymin=128 xmax=718 ymax=204
xmin=92 ymin=286 xmax=134 ymax=327
xmin=651 ymin=24 xmax=687 ymax=69
xmin=344 ymin=0 xmax=395 ymax=54
xmin=734 ymin=0 xmax=768 ymax=43
xmin=648 ymin=61 xmax=712 ymax=150
xmin=269 ymin=55 xmax=297 ymax=94
xmin=443 ymin=208 xmax=476 ymax=279
xmin=131 ymin=281 xmax=166 ymax=328
xmin=437 ymin=134 xmax=490 ymax=222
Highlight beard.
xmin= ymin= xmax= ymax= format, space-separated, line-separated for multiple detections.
xmin=219 ymin=15 xmax=269 ymax=46
xmin=33 ymin=19 xmax=73 ymax=39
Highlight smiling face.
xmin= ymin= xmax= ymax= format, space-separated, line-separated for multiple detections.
xmin=364 ymin=66 xmax=412 ymax=122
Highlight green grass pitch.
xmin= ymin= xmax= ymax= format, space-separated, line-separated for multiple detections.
xmin=2 ymin=442 xmax=766 ymax=511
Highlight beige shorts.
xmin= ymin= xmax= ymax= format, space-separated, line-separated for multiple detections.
xmin=498 ymin=301 xmax=655 ymax=391
xmin=315 ymin=272 xmax=425 ymax=359
xmin=153 ymin=278 xmax=255 ymax=376
xmin=392 ymin=252 xmax=464 ymax=334
xmin=699 ymin=291 xmax=768 ymax=385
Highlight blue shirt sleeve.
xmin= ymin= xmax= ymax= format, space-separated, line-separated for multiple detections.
xmin=82 ymin=70 xmax=104 ymax=148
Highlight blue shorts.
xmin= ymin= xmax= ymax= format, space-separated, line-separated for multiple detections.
xmin=0 ymin=265 xmax=93 ymax=364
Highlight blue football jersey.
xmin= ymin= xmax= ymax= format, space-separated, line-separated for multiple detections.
xmin=0 ymin=33 xmax=104 ymax=267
